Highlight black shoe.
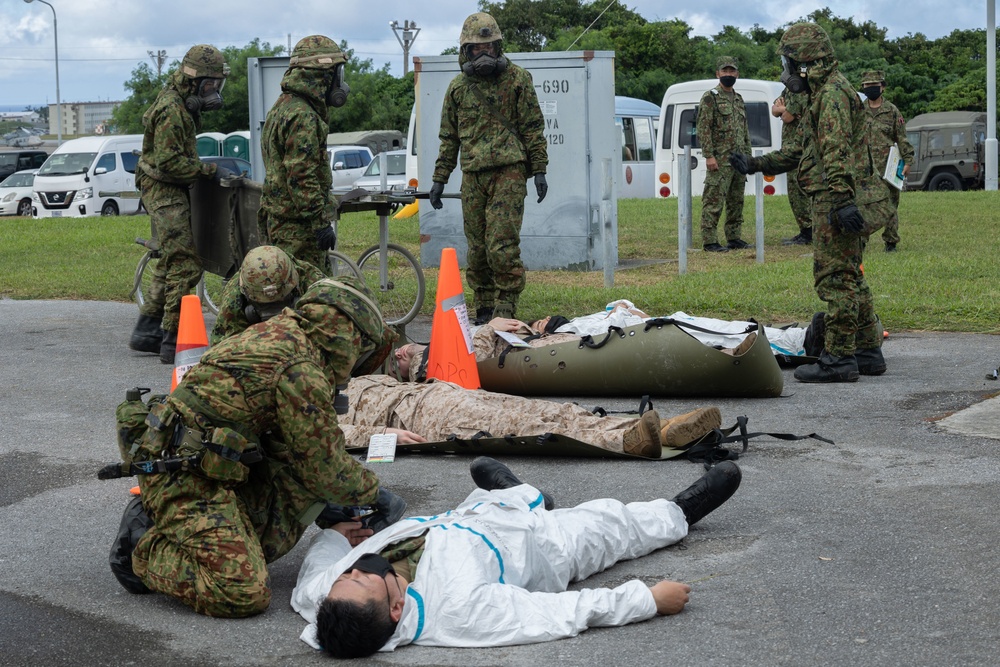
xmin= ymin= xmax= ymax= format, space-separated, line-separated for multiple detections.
xmin=727 ymin=239 xmax=751 ymax=250
xmin=671 ymin=461 xmax=741 ymax=526
xmin=782 ymin=230 xmax=812 ymax=246
xmin=473 ymin=306 xmax=493 ymax=326
xmin=470 ymin=456 xmax=555 ymax=510
xmin=793 ymin=350 xmax=860 ymax=383
xmin=159 ymin=330 xmax=177 ymax=365
xmin=129 ymin=315 xmax=163 ymax=353
xmin=855 ymin=347 xmax=887 ymax=376
xmin=885 ymin=243 xmax=897 ymax=252
xmin=703 ymin=243 xmax=729 ymax=253
xmin=109 ymin=496 xmax=153 ymax=594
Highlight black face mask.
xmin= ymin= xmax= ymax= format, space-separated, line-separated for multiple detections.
xmin=862 ymin=85 xmax=882 ymax=101
xmin=719 ymin=75 xmax=737 ymax=88
xmin=347 ymin=553 xmax=396 ymax=578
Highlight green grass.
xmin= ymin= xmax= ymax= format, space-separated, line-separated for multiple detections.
xmin=1 ymin=190 xmax=998 ymax=333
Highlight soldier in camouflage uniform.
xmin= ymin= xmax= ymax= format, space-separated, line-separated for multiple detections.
xmin=428 ymin=12 xmax=549 ymax=323
xmin=772 ymin=88 xmax=813 ymax=245
xmin=129 ymin=44 xmax=231 ymax=364
xmin=118 ymin=278 xmax=399 ymax=617
xmin=860 ymin=70 xmax=914 ymax=252
xmin=730 ymin=23 xmax=887 ymax=383
xmin=696 ymin=57 xmax=752 ymax=252
xmin=209 ymin=245 xmax=325 ymax=345
xmin=260 ymin=36 xmax=349 ymax=271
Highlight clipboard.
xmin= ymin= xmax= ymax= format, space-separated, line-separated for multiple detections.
xmin=883 ymin=145 xmax=905 ymax=190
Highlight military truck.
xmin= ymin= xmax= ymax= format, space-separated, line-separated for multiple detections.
xmin=904 ymin=111 xmax=986 ymax=191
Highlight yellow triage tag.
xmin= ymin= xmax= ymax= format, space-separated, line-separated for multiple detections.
xmin=367 ymin=433 xmax=398 ymax=463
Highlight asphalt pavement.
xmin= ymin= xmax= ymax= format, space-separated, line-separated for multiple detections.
xmin=1 ymin=299 xmax=998 ymax=667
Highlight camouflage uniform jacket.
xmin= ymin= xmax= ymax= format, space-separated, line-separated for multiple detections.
xmin=866 ymin=99 xmax=914 ymax=174
xmin=696 ymin=84 xmax=750 ymax=161
xmin=170 ymin=309 xmax=380 ymax=512
xmin=260 ymin=68 xmax=335 ymax=227
xmin=777 ymin=88 xmax=807 ymax=153
xmin=209 ymin=257 xmax=327 ymax=345
xmin=757 ymin=66 xmax=885 ymax=205
xmin=433 ymin=61 xmax=548 ymax=182
xmin=137 ymin=73 xmax=216 ymax=191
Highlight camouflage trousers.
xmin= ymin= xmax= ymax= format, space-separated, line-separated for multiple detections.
xmin=139 ymin=180 xmax=201 ymax=332
xmin=263 ymin=211 xmax=330 ymax=273
xmin=132 ymin=431 xmax=344 ymax=617
xmin=344 ymin=375 xmax=640 ymax=455
xmin=461 ymin=163 xmax=528 ymax=312
xmin=811 ymin=194 xmax=881 ymax=357
xmin=788 ymin=167 xmax=812 ymax=232
xmin=700 ymin=163 xmax=746 ymax=245
xmin=879 ymin=186 xmax=901 ymax=246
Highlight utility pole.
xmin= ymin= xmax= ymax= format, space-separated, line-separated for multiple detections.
xmin=148 ymin=49 xmax=167 ymax=76
xmin=389 ymin=20 xmax=420 ymax=76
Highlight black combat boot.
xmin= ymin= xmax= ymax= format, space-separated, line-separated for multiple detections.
xmin=470 ymin=456 xmax=555 ymax=510
xmin=782 ymin=228 xmax=812 ymax=245
xmin=671 ymin=461 xmax=742 ymax=526
xmin=128 ymin=315 xmax=163 ymax=353
xmin=109 ymin=496 xmax=153 ymax=594
xmin=473 ymin=307 xmax=493 ymax=326
xmin=793 ymin=350 xmax=860 ymax=383
xmin=159 ymin=329 xmax=177 ymax=365
xmin=855 ymin=347 xmax=887 ymax=376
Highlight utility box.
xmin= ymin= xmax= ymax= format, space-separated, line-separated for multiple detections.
xmin=247 ymin=56 xmax=291 ymax=181
xmin=414 ymin=51 xmax=619 ymax=270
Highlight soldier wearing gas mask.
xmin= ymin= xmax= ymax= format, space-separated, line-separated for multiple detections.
xmin=429 ymin=12 xmax=549 ymax=324
xmin=260 ymin=35 xmax=350 ymax=271
xmin=729 ymin=23 xmax=887 ymax=383
xmin=129 ymin=44 xmax=231 ymax=365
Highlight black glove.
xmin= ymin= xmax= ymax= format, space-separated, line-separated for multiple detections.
xmin=830 ymin=202 xmax=865 ymax=234
xmin=729 ymin=153 xmax=758 ymax=175
xmin=314 ymin=225 xmax=337 ymax=251
xmin=364 ymin=488 xmax=408 ymax=534
xmin=534 ymin=173 xmax=548 ymax=203
xmin=213 ymin=165 xmax=235 ymax=182
xmin=428 ymin=182 xmax=445 ymax=210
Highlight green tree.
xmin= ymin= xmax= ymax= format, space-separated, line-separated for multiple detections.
xmin=110 ymin=62 xmax=166 ymax=134
xmin=326 ymin=43 xmax=414 ymax=134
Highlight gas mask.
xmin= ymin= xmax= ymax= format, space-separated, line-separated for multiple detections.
xmin=461 ymin=43 xmax=508 ymax=77
xmin=780 ymin=55 xmax=810 ymax=95
xmin=862 ymin=85 xmax=882 ymax=101
xmin=185 ymin=77 xmax=226 ymax=114
xmin=327 ymin=64 xmax=350 ymax=108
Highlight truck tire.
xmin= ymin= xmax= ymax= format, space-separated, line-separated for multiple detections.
xmin=928 ymin=172 xmax=962 ymax=191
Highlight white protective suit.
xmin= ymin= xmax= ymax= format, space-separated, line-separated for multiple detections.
xmin=292 ymin=484 xmax=688 ymax=650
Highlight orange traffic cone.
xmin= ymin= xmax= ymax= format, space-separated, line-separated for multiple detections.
xmin=425 ymin=247 xmax=480 ymax=389
xmin=171 ymin=294 xmax=209 ymax=391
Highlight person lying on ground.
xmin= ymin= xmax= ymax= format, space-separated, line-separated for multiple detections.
xmin=292 ymin=456 xmax=742 ymax=657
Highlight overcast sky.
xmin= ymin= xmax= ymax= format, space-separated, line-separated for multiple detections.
xmin=1 ymin=0 xmax=991 ymax=108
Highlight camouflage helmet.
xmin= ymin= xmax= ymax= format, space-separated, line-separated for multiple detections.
xmin=181 ymin=44 xmax=229 ymax=80
xmin=239 ymin=245 xmax=298 ymax=304
xmin=861 ymin=70 xmax=886 ymax=86
xmin=296 ymin=276 xmax=398 ymax=377
xmin=778 ymin=22 xmax=835 ymax=63
xmin=460 ymin=12 xmax=503 ymax=46
xmin=289 ymin=35 xmax=346 ymax=70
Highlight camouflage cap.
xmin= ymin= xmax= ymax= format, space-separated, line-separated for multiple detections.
xmin=289 ymin=35 xmax=346 ymax=70
xmin=861 ymin=70 xmax=886 ymax=85
xmin=181 ymin=44 xmax=229 ymax=80
xmin=716 ymin=56 xmax=739 ymax=71
xmin=239 ymin=245 xmax=298 ymax=304
xmin=460 ymin=12 xmax=503 ymax=46
xmin=778 ymin=22 xmax=835 ymax=63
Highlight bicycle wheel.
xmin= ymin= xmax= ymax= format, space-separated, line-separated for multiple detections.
xmin=357 ymin=243 xmax=425 ymax=325
xmin=327 ymin=250 xmax=363 ymax=279
xmin=198 ymin=274 xmax=224 ymax=315
xmin=132 ymin=251 xmax=155 ymax=308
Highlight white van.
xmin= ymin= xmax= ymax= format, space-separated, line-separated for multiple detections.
xmin=615 ymin=95 xmax=660 ymax=199
xmin=654 ymin=79 xmax=786 ymax=198
xmin=33 ymin=134 xmax=143 ymax=217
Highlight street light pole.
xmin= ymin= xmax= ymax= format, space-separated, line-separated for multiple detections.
xmin=389 ymin=20 xmax=420 ymax=76
xmin=24 ymin=0 xmax=61 ymax=145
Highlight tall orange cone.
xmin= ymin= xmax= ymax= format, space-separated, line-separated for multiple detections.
xmin=425 ymin=247 xmax=480 ymax=389
xmin=171 ymin=294 xmax=209 ymax=391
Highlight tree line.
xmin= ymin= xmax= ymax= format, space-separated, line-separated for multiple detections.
xmin=111 ymin=3 xmax=997 ymax=135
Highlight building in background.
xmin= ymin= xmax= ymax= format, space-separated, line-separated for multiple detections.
xmin=47 ymin=101 xmax=121 ymax=136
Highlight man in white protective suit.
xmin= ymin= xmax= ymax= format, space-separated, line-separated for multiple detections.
xmin=291 ymin=457 xmax=742 ymax=657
